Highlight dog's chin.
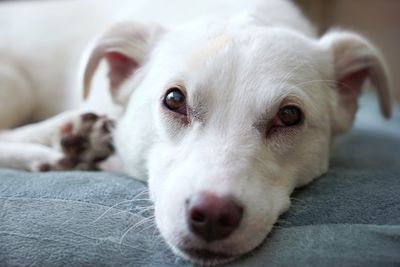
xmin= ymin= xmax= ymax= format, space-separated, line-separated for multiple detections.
xmin=173 ymin=246 xmax=239 ymax=266
xmin=163 ymin=223 xmax=273 ymax=266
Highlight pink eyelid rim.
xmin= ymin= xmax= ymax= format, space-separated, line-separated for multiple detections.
xmin=271 ymin=116 xmax=285 ymax=127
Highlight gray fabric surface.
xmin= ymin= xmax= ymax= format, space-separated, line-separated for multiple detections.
xmin=0 ymin=93 xmax=399 ymax=267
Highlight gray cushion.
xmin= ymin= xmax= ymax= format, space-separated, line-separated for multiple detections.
xmin=1 ymin=93 xmax=399 ymax=267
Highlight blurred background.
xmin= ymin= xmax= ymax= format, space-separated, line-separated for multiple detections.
xmin=296 ymin=0 xmax=400 ymax=102
xmin=0 ymin=0 xmax=399 ymax=102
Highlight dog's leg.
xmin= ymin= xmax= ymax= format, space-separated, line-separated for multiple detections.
xmin=0 ymin=61 xmax=36 ymax=129
xmin=0 ymin=110 xmax=116 ymax=171
xmin=0 ymin=110 xmax=78 ymax=171
xmin=0 ymin=142 xmax=63 ymax=171
xmin=0 ymin=110 xmax=81 ymax=145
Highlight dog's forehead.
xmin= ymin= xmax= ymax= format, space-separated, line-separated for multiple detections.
xmin=150 ymin=24 xmax=326 ymax=130
xmin=185 ymin=33 xmax=234 ymax=70
xmin=167 ymin=26 xmax=321 ymax=113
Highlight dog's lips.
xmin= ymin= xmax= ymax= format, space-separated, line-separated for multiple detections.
xmin=180 ymin=247 xmax=238 ymax=265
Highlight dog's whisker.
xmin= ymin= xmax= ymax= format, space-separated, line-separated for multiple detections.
xmin=128 ymin=188 xmax=149 ymax=199
xmin=137 ymin=221 xmax=157 ymax=234
xmin=277 ymin=61 xmax=311 ymax=91
xmin=125 ymin=198 xmax=152 ymax=203
xmin=127 ymin=215 xmax=155 ymax=230
xmin=282 ymin=63 xmax=318 ymax=90
xmin=119 ymin=216 xmax=155 ymax=245
xmin=108 ymin=208 xmax=137 ymax=217
xmin=91 ymin=197 xmax=151 ymax=223
xmin=91 ymin=199 xmax=137 ymax=223
xmin=132 ymin=205 xmax=154 ymax=211
xmin=295 ymin=79 xmax=338 ymax=88
xmin=131 ymin=189 xmax=150 ymax=199
xmin=132 ymin=206 xmax=155 ymax=217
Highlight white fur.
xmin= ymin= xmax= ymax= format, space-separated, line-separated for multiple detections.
xmin=0 ymin=0 xmax=391 ymax=265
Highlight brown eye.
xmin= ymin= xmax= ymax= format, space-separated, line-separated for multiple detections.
xmin=163 ymin=88 xmax=187 ymax=115
xmin=277 ymin=106 xmax=303 ymax=126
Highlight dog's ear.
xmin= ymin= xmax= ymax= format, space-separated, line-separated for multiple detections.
xmin=82 ymin=21 xmax=164 ymax=105
xmin=320 ymin=30 xmax=392 ymax=134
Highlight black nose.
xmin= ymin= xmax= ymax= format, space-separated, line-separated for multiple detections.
xmin=186 ymin=192 xmax=243 ymax=243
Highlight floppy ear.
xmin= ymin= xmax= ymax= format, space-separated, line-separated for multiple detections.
xmin=82 ymin=21 xmax=164 ymax=105
xmin=320 ymin=31 xmax=392 ymax=134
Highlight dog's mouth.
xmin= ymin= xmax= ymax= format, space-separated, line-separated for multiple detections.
xmin=180 ymin=248 xmax=237 ymax=265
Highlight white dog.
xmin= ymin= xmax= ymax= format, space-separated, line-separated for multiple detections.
xmin=0 ymin=0 xmax=392 ymax=265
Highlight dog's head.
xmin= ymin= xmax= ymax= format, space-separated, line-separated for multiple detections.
xmin=83 ymin=19 xmax=391 ymax=264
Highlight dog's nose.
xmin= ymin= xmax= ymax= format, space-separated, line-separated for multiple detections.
xmin=186 ymin=192 xmax=243 ymax=242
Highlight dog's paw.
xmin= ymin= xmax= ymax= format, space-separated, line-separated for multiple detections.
xmin=40 ymin=113 xmax=115 ymax=171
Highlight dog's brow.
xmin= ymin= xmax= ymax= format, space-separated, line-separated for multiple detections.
xmin=186 ymin=34 xmax=233 ymax=69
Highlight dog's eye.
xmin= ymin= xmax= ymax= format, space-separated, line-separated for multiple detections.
xmin=276 ymin=106 xmax=303 ymax=127
xmin=163 ymin=88 xmax=187 ymax=115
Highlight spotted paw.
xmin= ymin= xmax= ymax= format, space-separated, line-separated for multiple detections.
xmin=41 ymin=112 xmax=115 ymax=171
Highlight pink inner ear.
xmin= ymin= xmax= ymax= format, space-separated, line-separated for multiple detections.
xmin=337 ymin=68 xmax=370 ymax=116
xmin=105 ymin=52 xmax=139 ymax=93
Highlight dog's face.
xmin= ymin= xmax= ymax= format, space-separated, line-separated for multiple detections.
xmin=145 ymin=26 xmax=335 ymax=263
xmin=83 ymin=20 xmax=391 ymax=265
